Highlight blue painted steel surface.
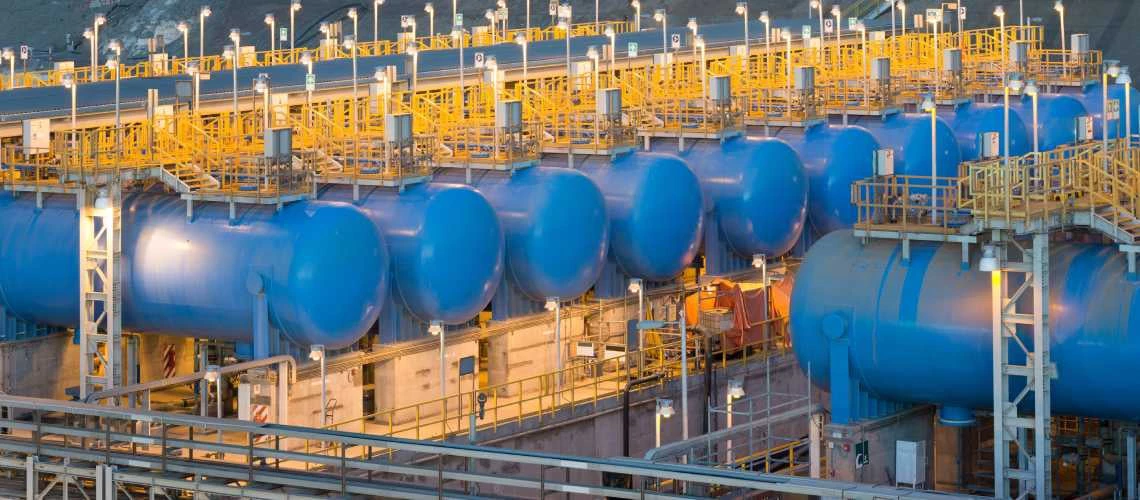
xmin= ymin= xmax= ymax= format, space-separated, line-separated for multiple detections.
xmin=573 ymin=152 xmax=703 ymax=281
xmin=321 ymin=183 xmax=504 ymax=324
xmin=855 ymin=113 xmax=962 ymax=178
xmin=947 ymin=102 xmax=1030 ymax=160
xmin=1074 ymin=83 xmax=1140 ymax=140
xmin=437 ymin=168 xmax=608 ymax=302
xmin=1010 ymin=93 xmax=1089 ymax=150
xmin=0 ymin=193 xmax=387 ymax=349
xmin=791 ymin=231 xmax=1140 ymax=422
xmin=780 ymin=125 xmax=881 ymax=236
xmin=683 ymin=137 xmax=808 ymax=258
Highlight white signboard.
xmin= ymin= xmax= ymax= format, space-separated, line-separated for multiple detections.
xmin=627 ymin=42 xmax=638 ymax=57
xmin=671 ymin=33 xmax=681 ymax=49
xmin=824 ymin=18 xmax=834 ymax=34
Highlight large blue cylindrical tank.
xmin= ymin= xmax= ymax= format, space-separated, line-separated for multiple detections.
xmin=572 ymin=152 xmax=703 ymax=281
xmin=1075 ymin=83 xmax=1140 ymax=140
xmin=791 ymin=230 xmax=1140 ymax=421
xmin=320 ymin=183 xmax=503 ymax=324
xmin=683 ymin=137 xmax=807 ymax=257
xmin=780 ymin=125 xmax=880 ymax=235
xmin=948 ymin=102 xmax=1030 ymax=161
xmin=437 ymin=168 xmax=608 ymax=301
xmin=1011 ymin=94 xmax=1089 ymax=150
xmin=0 ymin=193 xmax=387 ymax=349
xmin=857 ymin=113 xmax=962 ymax=178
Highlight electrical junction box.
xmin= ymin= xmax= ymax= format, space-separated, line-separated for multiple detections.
xmin=874 ymin=148 xmax=895 ymax=176
xmin=871 ymin=57 xmax=891 ymax=82
xmin=495 ymin=100 xmax=522 ymax=130
xmin=978 ymin=131 xmax=1000 ymax=159
xmin=795 ymin=66 xmax=816 ymax=91
xmin=708 ymin=75 xmax=731 ymax=104
xmin=385 ymin=113 xmax=413 ymax=143
xmin=1075 ymin=115 xmax=1094 ymax=142
xmin=263 ymin=127 xmax=292 ymax=159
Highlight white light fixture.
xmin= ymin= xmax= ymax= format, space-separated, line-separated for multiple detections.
xmin=544 ymin=299 xmax=558 ymax=311
xmin=301 ymin=50 xmax=313 ymax=66
xmin=751 ymin=254 xmax=764 ymax=269
xmin=204 ymin=364 xmax=221 ymax=383
xmin=373 ymin=66 xmax=386 ymax=82
xmin=1119 ymin=67 xmax=1132 ymax=86
xmin=1107 ymin=60 xmax=1122 ymax=79
xmin=1024 ymin=81 xmax=1039 ymax=96
xmin=627 ymin=278 xmax=642 ymax=294
xmin=1053 ymin=0 xmax=1063 ymax=12
xmin=979 ymin=245 xmax=998 ymax=272
xmin=810 ymin=0 xmax=820 ymax=8
xmin=177 ymin=21 xmax=190 ymax=34
xmin=656 ymin=398 xmax=675 ymax=418
xmin=94 ymin=189 xmax=110 ymax=210
xmin=309 ymin=344 xmax=325 ymax=361
xmin=254 ymin=73 xmax=269 ymax=93
xmin=428 ymin=321 xmax=443 ymax=336
xmin=62 ymin=73 xmax=74 ymax=89
xmin=344 ymin=34 xmax=356 ymax=50
xmin=830 ymin=4 xmax=840 ymax=17
xmin=993 ymin=5 xmax=1005 ymax=18
xmin=653 ymin=8 xmax=665 ymax=23
xmin=727 ymin=378 xmax=746 ymax=400
xmin=1007 ymin=73 xmax=1024 ymax=92
xmin=921 ymin=95 xmax=935 ymax=112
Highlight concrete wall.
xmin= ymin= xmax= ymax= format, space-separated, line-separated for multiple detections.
xmin=0 ymin=333 xmax=78 ymax=401
xmin=372 ymin=339 xmax=481 ymax=426
xmin=134 ymin=334 xmax=196 ymax=383
xmin=824 ymin=406 xmax=936 ymax=487
xmin=290 ymin=363 xmax=365 ymax=428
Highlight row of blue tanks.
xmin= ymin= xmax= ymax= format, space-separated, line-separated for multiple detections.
xmin=791 ymin=83 xmax=1140 ymax=425
xmin=0 ymin=85 xmax=1133 ymax=383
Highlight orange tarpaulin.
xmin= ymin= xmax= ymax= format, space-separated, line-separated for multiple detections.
xmin=684 ymin=279 xmax=772 ymax=350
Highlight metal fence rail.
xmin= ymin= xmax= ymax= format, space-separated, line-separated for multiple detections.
xmin=0 ymin=394 xmax=979 ymax=499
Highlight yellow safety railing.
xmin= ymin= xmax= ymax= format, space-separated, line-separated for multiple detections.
xmin=322 ymin=315 xmax=788 ymax=443
xmin=852 ymin=174 xmax=965 ymax=235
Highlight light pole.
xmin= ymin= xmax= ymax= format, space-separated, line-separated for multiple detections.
xmin=654 ymin=9 xmax=667 ymax=61
xmin=265 ymin=14 xmax=276 ymax=54
xmin=831 ymin=5 xmax=841 ymax=55
xmin=1104 ymin=61 xmax=1122 ymax=166
xmin=1 ymin=49 xmax=14 ymax=90
xmin=497 ymin=0 xmax=508 ymax=39
xmin=1053 ymin=1 xmax=1065 ymax=65
xmin=638 ymin=310 xmax=690 ymax=440
xmin=687 ymin=18 xmax=698 ymax=66
xmin=291 ymin=1 xmax=302 ymax=55
xmin=429 ymin=321 xmax=446 ymax=409
xmin=199 ymin=7 xmax=211 ymax=62
xmin=452 ymin=29 xmax=465 ymax=122
xmin=735 ymin=2 xmax=749 ymax=59
xmin=898 ymin=1 xmax=907 ymax=36
xmin=810 ymin=0 xmax=824 ymax=59
xmin=605 ymin=26 xmax=616 ymax=77
xmin=204 ymin=364 xmax=222 ymax=423
xmin=301 ymin=50 xmax=313 ymax=122
xmin=888 ymin=0 xmax=896 ymax=37
xmin=515 ymin=33 xmax=528 ymax=82
xmin=255 ymin=73 xmax=271 ymax=132
xmin=346 ymin=36 xmax=358 ymax=133
xmin=543 ymin=299 xmax=563 ymax=394
xmin=347 ymin=8 xmax=359 ymax=48
xmin=177 ymin=21 xmax=190 ymax=59
xmin=559 ymin=4 xmax=573 ymax=83
xmin=655 ymin=398 xmax=674 ymax=448
xmin=62 ymin=72 xmax=77 ymax=147
xmin=1121 ymin=67 xmax=1133 ymax=149
xmin=225 ymin=37 xmax=239 ymax=138
xmin=374 ymin=0 xmax=384 ymax=45
xmin=186 ymin=61 xmax=201 ymax=116
xmin=726 ymin=378 xmax=745 ymax=465
xmin=1024 ymin=80 xmax=1039 ymax=155
xmin=759 ymin=11 xmax=770 ymax=73
xmin=408 ymin=44 xmax=419 ymax=90
xmin=921 ymin=95 xmax=937 ymax=224
xmin=1004 ymin=74 xmax=1021 ymax=171
xmin=425 ymin=3 xmax=436 ymax=40
xmin=994 ymin=6 xmax=1006 ymax=84
xmin=631 ymin=0 xmax=641 ymax=31
xmin=108 ymin=39 xmax=122 ymax=136
xmin=92 ymin=15 xmax=106 ymax=81
xmin=485 ymin=9 xmax=497 ymax=43
xmin=402 ymin=15 xmax=417 ymax=51
xmin=587 ymin=46 xmax=600 ymax=139
xmin=309 ymin=345 xmax=327 ymax=427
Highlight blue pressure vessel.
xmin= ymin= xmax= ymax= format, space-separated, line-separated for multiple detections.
xmin=1011 ymin=94 xmax=1089 ymax=150
xmin=947 ymin=102 xmax=1031 ymax=161
xmin=683 ymin=137 xmax=807 ymax=258
xmin=791 ymin=230 xmax=1140 ymax=422
xmin=0 ymin=193 xmax=387 ymax=349
xmin=321 ymin=183 xmax=504 ymax=324
xmin=573 ymin=152 xmax=703 ymax=281
xmin=436 ymin=168 xmax=608 ymax=302
xmin=1075 ymin=83 xmax=1140 ymax=140
xmin=856 ymin=113 xmax=962 ymax=178
xmin=780 ymin=124 xmax=881 ymax=235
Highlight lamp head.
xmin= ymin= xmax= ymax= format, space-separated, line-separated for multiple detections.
xmin=264 ymin=13 xmax=275 ymax=25
xmin=979 ymin=245 xmax=998 ymax=272
xmin=605 ymin=26 xmax=615 ymax=38
xmin=300 ymin=50 xmax=312 ymax=65
xmin=200 ymin=6 xmax=211 ymax=17
xmin=308 ymin=344 xmax=325 ymax=361
xmin=319 ymin=22 xmax=329 ymax=34
xmin=347 ymin=7 xmax=358 ymax=19
xmin=376 ymin=0 xmax=384 ymax=5
xmin=782 ymin=27 xmax=792 ymax=40
xmin=1007 ymin=73 xmax=1024 ymax=92
xmin=752 ymin=254 xmax=764 ymax=269
xmin=994 ymin=5 xmax=1005 ymax=18
xmin=428 ymin=321 xmax=443 ymax=336
xmin=687 ymin=17 xmax=698 ymax=33
xmin=544 ymin=299 xmax=558 ymax=311
xmin=586 ymin=46 xmax=598 ymax=60
xmin=516 ymin=33 xmax=527 ymax=45
xmin=1119 ymin=67 xmax=1132 ymax=86
xmin=694 ymin=35 xmax=705 ymax=49
xmin=728 ymin=378 xmax=746 ymax=400
xmin=810 ymin=0 xmax=820 ymax=8
xmin=229 ymin=28 xmax=241 ymax=43
xmin=897 ymin=0 xmax=905 ymax=11
xmin=222 ymin=44 xmax=234 ymax=59
xmin=1053 ymin=0 xmax=1063 ymax=13
xmin=177 ymin=21 xmax=190 ymax=33
xmin=759 ymin=11 xmax=769 ymax=23
xmin=1107 ymin=60 xmax=1122 ymax=78
xmin=856 ymin=21 xmax=866 ymax=32
xmin=343 ymin=35 xmax=356 ymax=50
xmin=831 ymin=4 xmax=840 ymax=17
xmin=407 ymin=44 xmax=418 ymax=56
xmin=920 ymin=94 xmax=935 ymax=112
xmin=654 ymin=8 xmax=665 ymax=22
xmin=204 ymin=364 xmax=220 ymax=383
xmin=485 ymin=9 xmax=495 ymax=21
xmin=108 ymin=39 xmax=122 ymax=53
xmin=1024 ymin=81 xmax=1039 ymax=96
xmin=627 ymin=278 xmax=642 ymax=294
xmin=292 ymin=1 xmax=302 ymax=12
xmin=425 ymin=2 xmax=434 ymax=14
xmin=254 ymin=73 xmax=269 ymax=93
xmin=656 ymin=398 xmax=675 ymax=418
xmin=373 ymin=66 xmax=387 ymax=82
xmin=735 ymin=2 xmax=747 ymax=15
xmin=185 ymin=60 xmax=199 ymax=75
xmin=630 ymin=0 xmax=639 ymax=9
xmin=83 ymin=28 xmax=94 ymax=40
xmin=62 ymin=73 xmax=74 ymax=89
xmin=95 ymin=14 xmax=107 ymax=26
